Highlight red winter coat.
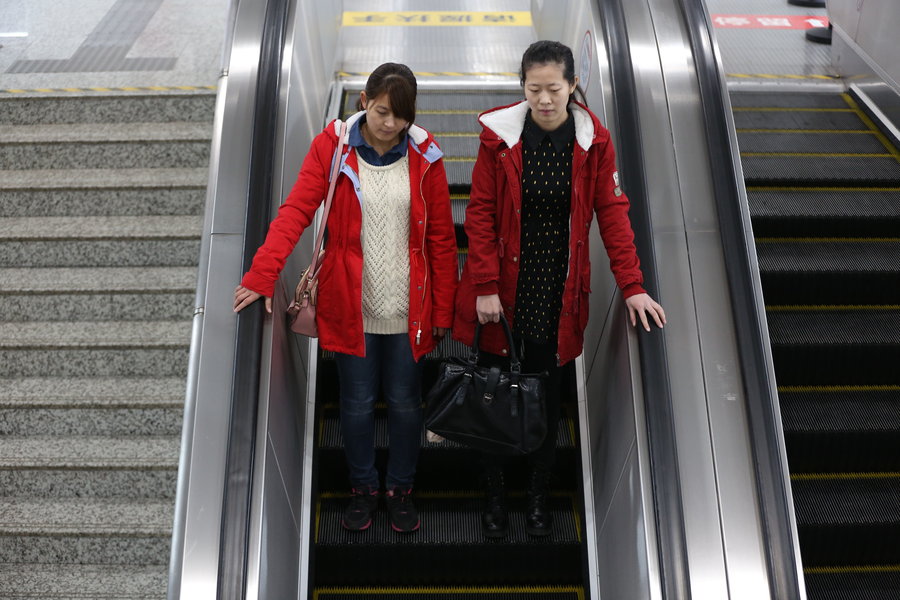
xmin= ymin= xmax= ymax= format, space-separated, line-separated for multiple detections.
xmin=453 ymin=100 xmax=645 ymax=365
xmin=241 ymin=113 xmax=458 ymax=361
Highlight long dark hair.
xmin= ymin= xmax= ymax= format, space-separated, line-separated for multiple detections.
xmin=519 ymin=40 xmax=587 ymax=105
xmin=356 ymin=62 xmax=417 ymax=124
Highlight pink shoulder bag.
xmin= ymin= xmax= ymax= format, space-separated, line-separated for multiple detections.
xmin=287 ymin=121 xmax=348 ymax=337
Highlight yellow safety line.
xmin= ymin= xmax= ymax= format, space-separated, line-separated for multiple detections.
xmin=747 ymin=186 xmax=900 ymax=192
xmin=342 ymin=11 xmax=533 ymax=27
xmin=450 ymin=193 xmax=469 ymax=199
xmin=791 ymin=472 xmax=900 ymax=481
xmin=732 ymin=107 xmax=855 ymax=113
xmin=766 ymin=305 xmax=900 ymax=311
xmin=315 ymin=585 xmax=583 ymax=596
xmin=779 ymin=384 xmax=900 ymax=393
xmin=728 ymin=73 xmax=838 ymax=80
xmin=736 ymin=129 xmax=875 ymax=134
xmin=0 ymin=85 xmax=216 ymax=94
xmin=741 ymin=152 xmax=893 ymax=158
xmin=314 ymin=498 xmax=322 ymax=544
xmin=339 ymin=71 xmax=518 ymax=78
xmin=841 ymin=93 xmax=900 ymax=163
xmin=755 ymin=237 xmax=900 ymax=242
xmin=418 ymin=109 xmax=481 ymax=115
xmin=806 ymin=564 xmax=900 ymax=575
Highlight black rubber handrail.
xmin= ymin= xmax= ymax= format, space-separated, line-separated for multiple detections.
xmin=596 ymin=1 xmax=692 ymax=599
xmin=675 ymin=0 xmax=803 ymax=598
xmin=217 ymin=0 xmax=291 ymax=598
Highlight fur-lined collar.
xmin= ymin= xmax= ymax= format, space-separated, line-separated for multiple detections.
xmin=478 ymin=101 xmax=595 ymax=151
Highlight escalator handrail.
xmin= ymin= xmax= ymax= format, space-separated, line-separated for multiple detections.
xmin=217 ymin=0 xmax=291 ymax=597
xmin=675 ymin=0 xmax=804 ymax=598
xmin=596 ymin=1 xmax=692 ymax=598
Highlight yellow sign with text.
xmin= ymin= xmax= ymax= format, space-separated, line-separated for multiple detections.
xmin=342 ymin=11 xmax=533 ymax=27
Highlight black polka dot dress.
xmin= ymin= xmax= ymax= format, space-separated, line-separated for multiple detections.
xmin=514 ymin=110 xmax=575 ymax=343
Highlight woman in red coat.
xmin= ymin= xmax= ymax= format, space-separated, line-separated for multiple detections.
xmin=454 ymin=41 xmax=665 ymax=538
xmin=234 ymin=63 xmax=458 ymax=534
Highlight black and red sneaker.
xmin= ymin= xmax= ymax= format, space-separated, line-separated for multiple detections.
xmin=385 ymin=487 xmax=420 ymax=533
xmin=341 ymin=487 xmax=379 ymax=531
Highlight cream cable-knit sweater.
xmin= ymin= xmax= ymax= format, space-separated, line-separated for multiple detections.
xmin=357 ymin=154 xmax=411 ymax=334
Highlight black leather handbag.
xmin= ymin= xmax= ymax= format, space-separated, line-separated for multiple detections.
xmin=424 ymin=315 xmax=547 ymax=456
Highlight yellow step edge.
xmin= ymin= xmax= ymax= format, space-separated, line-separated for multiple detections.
xmin=778 ymin=385 xmax=900 ymax=393
xmin=736 ymin=129 xmax=875 ymax=134
xmin=791 ymin=472 xmax=900 ymax=481
xmin=842 ymin=93 xmax=900 ymax=162
xmin=806 ymin=564 xmax=900 ymax=575
xmin=741 ymin=152 xmax=893 ymax=158
xmin=733 ymin=107 xmax=855 ymax=113
xmin=755 ymin=236 xmax=900 ymax=242
xmin=766 ymin=305 xmax=900 ymax=312
xmin=747 ymin=186 xmax=900 ymax=192
xmin=315 ymin=585 xmax=583 ymax=597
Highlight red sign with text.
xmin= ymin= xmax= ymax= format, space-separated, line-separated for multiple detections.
xmin=711 ymin=15 xmax=829 ymax=29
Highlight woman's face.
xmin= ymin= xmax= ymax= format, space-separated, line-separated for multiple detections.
xmin=360 ymin=91 xmax=408 ymax=145
xmin=523 ymin=62 xmax=577 ymax=131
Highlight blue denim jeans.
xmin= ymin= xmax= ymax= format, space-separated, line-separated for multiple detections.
xmin=334 ymin=333 xmax=423 ymax=489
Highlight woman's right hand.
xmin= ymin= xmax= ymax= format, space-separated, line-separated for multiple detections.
xmin=234 ymin=285 xmax=272 ymax=314
xmin=476 ymin=294 xmax=502 ymax=324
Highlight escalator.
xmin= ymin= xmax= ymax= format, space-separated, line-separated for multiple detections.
xmin=309 ymin=88 xmax=589 ymax=598
xmin=733 ymin=90 xmax=900 ymax=599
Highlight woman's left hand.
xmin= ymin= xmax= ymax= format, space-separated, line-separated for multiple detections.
xmin=433 ymin=326 xmax=448 ymax=342
xmin=625 ymin=293 xmax=666 ymax=331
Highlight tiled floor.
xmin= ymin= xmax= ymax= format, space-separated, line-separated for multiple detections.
xmin=0 ymin=0 xmax=834 ymax=94
xmin=0 ymin=0 xmax=229 ymax=92
xmin=706 ymin=0 xmax=832 ymax=82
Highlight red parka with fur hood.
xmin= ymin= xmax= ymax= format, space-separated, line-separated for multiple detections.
xmin=241 ymin=113 xmax=459 ymax=360
xmin=453 ymin=100 xmax=645 ymax=365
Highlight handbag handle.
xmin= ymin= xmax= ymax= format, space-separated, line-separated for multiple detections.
xmin=307 ymin=121 xmax=348 ymax=276
xmin=471 ymin=314 xmax=521 ymax=372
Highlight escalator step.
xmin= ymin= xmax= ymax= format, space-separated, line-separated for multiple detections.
xmin=414 ymin=114 xmax=481 ymax=134
xmin=792 ymin=475 xmax=900 ymax=567
xmin=733 ymin=110 xmax=866 ymax=131
xmin=443 ymin=160 xmax=476 ymax=187
xmin=748 ymin=189 xmax=900 ymax=237
xmin=804 ymin=570 xmax=900 ymax=600
xmin=767 ymin=309 xmax=900 ymax=386
xmin=317 ymin=416 xmax=577 ymax=450
xmin=342 ymin=91 xmax=522 ymax=114
xmin=781 ymin=388 xmax=900 ymax=472
xmin=314 ymin=494 xmax=582 ymax=586
xmin=730 ymin=93 xmax=849 ymax=110
xmin=756 ymin=240 xmax=900 ymax=304
xmin=431 ymin=136 xmax=479 ymax=159
xmin=736 ymin=131 xmax=886 ymax=154
xmin=741 ymin=155 xmax=900 ymax=186
xmin=314 ymin=587 xmax=583 ymax=600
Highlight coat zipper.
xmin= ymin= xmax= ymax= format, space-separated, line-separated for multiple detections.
xmin=416 ymin=160 xmax=431 ymax=345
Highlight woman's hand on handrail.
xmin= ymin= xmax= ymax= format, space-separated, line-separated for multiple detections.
xmin=233 ymin=285 xmax=272 ymax=314
xmin=625 ymin=292 xmax=666 ymax=332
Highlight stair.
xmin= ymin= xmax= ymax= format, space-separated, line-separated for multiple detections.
xmin=0 ymin=92 xmax=213 ymax=598
xmin=736 ymin=90 xmax=900 ymax=599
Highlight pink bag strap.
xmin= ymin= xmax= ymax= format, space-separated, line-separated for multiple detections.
xmin=308 ymin=120 xmax=348 ymax=274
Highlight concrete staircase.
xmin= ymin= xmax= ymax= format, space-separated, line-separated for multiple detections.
xmin=0 ymin=92 xmax=213 ymax=598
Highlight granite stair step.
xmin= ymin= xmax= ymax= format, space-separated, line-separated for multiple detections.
xmin=0 ymin=92 xmax=216 ymax=126
xmin=0 ymin=266 xmax=197 ymax=321
xmin=0 ymin=122 xmax=212 ymax=170
xmin=0 ymin=436 xmax=179 ymax=469
xmin=0 ymin=321 xmax=191 ymax=378
xmin=0 ymin=497 xmax=172 ymax=565
xmin=0 ymin=563 xmax=167 ymax=600
xmin=0 ymin=215 xmax=202 ymax=268
xmin=0 ymin=168 xmax=208 ymax=218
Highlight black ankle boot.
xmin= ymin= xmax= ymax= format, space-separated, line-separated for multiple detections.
xmin=482 ymin=465 xmax=508 ymax=538
xmin=525 ymin=464 xmax=552 ymax=536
